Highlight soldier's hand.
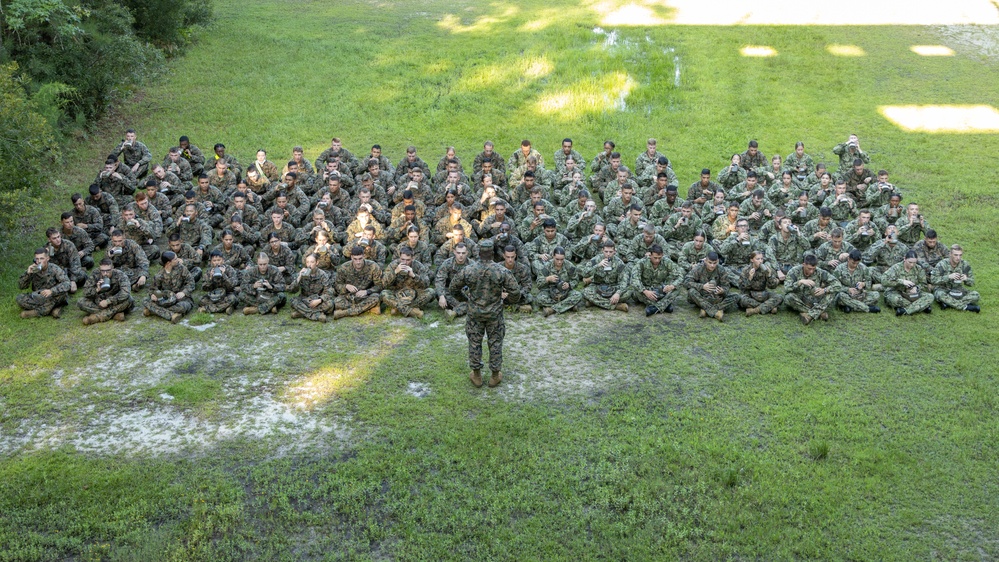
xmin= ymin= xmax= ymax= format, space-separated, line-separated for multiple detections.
xmin=610 ymin=293 xmax=620 ymax=305
xmin=254 ymin=281 xmax=263 ymax=289
xmin=501 ymin=291 xmax=508 ymax=299
xmin=40 ymin=289 xmax=52 ymax=298
xmin=356 ymin=289 xmax=368 ymax=298
xmin=99 ymin=299 xmax=110 ymax=308
xmin=27 ymin=264 xmax=37 ymax=274
xmin=176 ymin=292 xmax=186 ymax=300
xmin=777 ymin=270 xmax=786 ymax=281
xmin=643 ymin=289 xmax=658 ymax=301
xmin=151 ymin=293 xmax=158 ymax=302
xmin=345 ymin=284 xmax=358 ymax=293
xmin=545 ymin=274 xmax=557 ymax=283
xmin=438 ymin=295 xmax=447 ymax=308
xmin=664 ymin=284 xmax=675 ymax=293
xmin=310 ymin=298 xmax=322 ymax=308
xmin=799 ymin=279 xmax=815 ymax=287
xmin=137 ymin=276 xmax=146 ymax=286
xmin=813 ymin=287 xmax=825 ymax=297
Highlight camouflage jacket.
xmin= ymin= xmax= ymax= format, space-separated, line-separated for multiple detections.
xmin=151 ymin=264 xmax=195 ymax=299
xmin=382 ymin=259 xmax=431 ymax=292
xmin=18 ymin=263 xmax=70 ymax=295
xmin=83 ymin=268 xmax=131 ymax=304
xmin=449 ymin=261 xmax=521 ymax=318
xmin=335 ymin=260 xmax=383 ymax=295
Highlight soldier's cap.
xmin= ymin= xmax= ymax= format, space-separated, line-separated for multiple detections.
xmin=478 ymin=239 xmax=494 ymax=249
xmin=161 ymin=251 xmax=177 ymax=265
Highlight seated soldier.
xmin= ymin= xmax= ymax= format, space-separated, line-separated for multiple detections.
xmin=303 ymin=228 xmax=342 ymax=273
xmin=737 ymin=250 xmax=783 ymax=316
xmin=535 ymin=246 xmax=583 ymax=316
xmin=684 ymin=251 xmax=738 ymax=321
xmin=333 ymin=246 xmax=383 ymax=319
xmin=589 ymin=140 xmax=616 ymax=179
xmin=688 ymin=168 xmax=720 ymax=206
xmin=737 ymin=189 xmax=776 ymax=233
xmin=802 ymin=207 xmax=836 ymax=250
xmin=833 ymin=249 xmax=881 ymax=313
xmin=573 ymin=222 xmax=612 ymax=264
xmin=565 ymin=198 xmax=601 ymax=242
xmin=845 ymin=209 xmax=879 ymax=252
xmin=344 ymin=224 xmax=388 ymax=266
xmin=211 ymin=229 xmax=251 ymax=280
xmin=381 ymin=246 xmax=434 ymax=319
xmin=767 ymin=171 xmax=799 ymax=208
xmin=208 ymin=143 xmax=242 ymax=179
xmin=434 ymin=224 xmax=479 ymax=269
xmin=143 ymin=251 xmax=195 ymax=324
xmin=168 ymin=203 xmax=213 ymax=261
xmin=495 ymin=242 xmax=534 ymax=313
xmin=59 ymin=212 xmax=95 ymax=270
xmin=143 ymin=179 xmax=174 ymax=225
xmin=198 ymin=250 xmax=240 ymax=314
xmin=784 ymin=254 xmax=842 ymax=325
xmin=627 ymin=223 xmax=671 ymax=264
xmin=16 ymin=248 xmax=70 ymax=319
xmin=717 ymin=154 xmax=746 ymax=191
xmin=87 ymin=183 xmax=120 ymax=236
xmin=679 ymin=231 xmax=710 ymax=272
xmin=579 ymin=240 xmax=631 ymax=312
xmin=119 ymin=206 xmax=160 ymax=262
xmin=931 ymin=244 xmax=980 ymax=313
xmin=719 ymin=219 xmax=774 ymax=275
xmin=894 ymin=202 xmax=929 ymax=246
xmin=95 ymin=155 xmax=137 ymax=207
xmin=151 ymin=163 xmax=184 ymax=200
xmin=435 ymin=242 xmax=474 ymax=321
xmin=79 ymin=258 xmax=133 ymax=324
xmin=167 ymin=233 xmax=204 ymax=283
xmin=913 ymin=228 xmax=949 ymax=281
xmin=106 ymin=229 xmax=149 ymax=291
xmin=862 ymin=225 xmax=909 ymax=285
xmin=162 ymin=146 xmax=194 ymax=184
xmin=827 ymin=180 xmax=859 ymax=226
xmin=260 ymin=208 xmax=299 ymax=250
xmin=613 ymin=204 xmax=648 ymax=245
xmin=814 ymin=228 xmax=855 ymax=272
xmin=44 ymin=227 xmax=86 ymax=293
xmin=178 ymin=135 xmax=206 ymax=176
xmin=111 ymin=129 xmax=152 ymax=179
xmin=631 ymin=244 xmax=684 ymax=316
xmin=528 ymin=219 xmax=571 ymax=276
xmin=864 ymin=169 xmax=895 ymax=209
xmin=283 ymin=146 xmax=314 ymax=178
xmin=711 ymin=203 xmax=740 ymax=244
xmin=554 ymin=138 xmax=585 ymax=175
xmin=238 ymin=252 xmax=287 ymax=315
xmin=262 ymin=232 xmax=298 ymax=285
xmin=768 ymin=217 xmax=811 ymax=277
xmin=289 ymin=253 xmax=336 ymax=322
xmin=884 ymin=250 xmax=934 ymax=316
xmin=786 ymin=192 xmax=819 ymax=227
xmin=71 ymin=192 xmax=108 ymax=249
xmin=660 ymin=201 xmax=702 ymax=253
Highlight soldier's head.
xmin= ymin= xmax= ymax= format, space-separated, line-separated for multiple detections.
xmin=169 ymin=233 xmax=183 ymax=253
xmin=924 ymin=229 xmax=938 ymax=249
xmin=751 ymin=189 xmax=764 ymax=206
xmin=818 ymin=207 xmax=832 ymax=226
xmin=221 ymin=230 xmax=234 ymax=249
xmin=493 ymin=201 xmax=507 ymax=219
xmin=704 ymin=251 xmax=720 ymax=271
xmin=642 ymin=224 xmax=656 ymax=245
xmin=121 ymin=208 xmax=136 ymax=224
xmin=780 ymin=217 xmax=793 ymax=233
xmin=361 ymin=224 xmax=376 ymax=243
xmin=214 ymin=143 xmax=226 ymax=157
xmin=72 ymin=193 xmax=86 ymax=211
xmin=255 ymin=149 xmax=268 ymax=164
xmin=747 ymin=140 xmax=759 ymax=157
xmin=750 ymin=250 xmax=765 ymax=269
xmin=561 ymin=138 xmax=573 ymax=154
xmin=268 ymin=232 xmax=282 ymax=252
xmin=480 ymin=158 xmax=494 ymax=174
xmin=903 ymin=250 xmax=918 ymax=270
xmin=520 ymin=139 xmax=532 ymax=157
xmin=730 ymin=153 xmax=741 ymax=166
xmin=276 ymin=192 xmax=289 ymax=209
xmin=795 ymin=141 xmax=805 ymax=157
xmin=111 ymin=230 xmax=125 ymax=248
xmin=327 ymin=175 xmax=341 ymax=192
xmin=104 ymin=159 xmax=118 ymax=173
xmin=649 ymin=244 xmax=664 ymax=266
xmin=700 ymin=168 xmax=712 ymax=185
xmin=727 ymin=203 xmax=739 ymax=220
xmin=398 ymin=246 xmax=415 ymax=268
xmin=858 ymin=209 xmax=871 ymax=225
xmin=665 ymin=185 xmax=679 ymax=203
xmin=609 ymin=152 xmax=621 ymax=168
xmin=782 ymin=171 xmax=794 ymax=185
xmin=678 ymin=201 xmax=692 ymax=218
xmin=553 ymin=247 xmax=566 ymax=266
xmin=284 ymin=172 xmax=297 ymax=187
xmin=410 ymin=166 xmax=424 ymax=182
xmin=299 ymin=252 xmax=317 ymax=271
xmin=33 ymin=247 xmax=49 ymax=269
xmin=802 ymin=254 xmax=818 ymax=275
xmin=450 ymin=224 xmax=465 ymax=243
xmin=314 ymin=228 xmax=331 ymax=247
xmin=233 ymin=192 xmax=247 ymax=210
xmin=207 ymin=249 xmax=224 ymax=268
xmin=60 ymin=212 xmax=75 ymax=231
xmin=257 ymin=252 xmax=270 ymax=273
xmin=134 ymin=191 xmax=150 ymax=211
xmin=161 ymin=251 xmax=178 ymax=269
xmin=950 ymin=244 xmax=963 ymax=265
xmin=745 ymin=171 xmax=758 ymax=187
xmin=853 ymin=158 xmax=865 ymax=173
xmin=878 ymin=170 xmax=889 ymax=183
xmin=503 ymin=246 xmax=517 ymax=267
xmin=453 ymin=242 xmax=469 ymax=264
xmin=564 ymin=157 xmax=577 ymax=171
xmin=45 ymin=227 xmax=62 ymax=248
xmin=907 ymin=203 xmax=920 ymax=218
xmin=542 ymin=219 xmax=558 ymax=240
xmin=144 ymin=180 xmax=159 ymax=198
xmin=654 ymin=172 xmax=670 ymax=190
xmin=405 ymin=146 xmax=418 ymax=162
xmin=847 ymin=249 xmax=862 ymax=267
xmin=185 ymin=204 xmax=198 ymax=220
xmin=647 ymin=138 xmax=658 ymax=153
xmin=603 ymin=140 xmax=615 ymax=154
xmin=270 ymin=209 xmax=283 ymax=227
xmin=593 ymin=222 xmax=606 ymax=239
xmin=167 ymin=147 xmax=181 ymax=163
xmin=532 ymin=201 xmax=546 ymax=218
xmin=797 ymin=192 xmax=809 ymax=207
xmin=523 ymin=171 xmax=536 ymax=188
xmin=834 ymin=180 xmax=847 ymax=196
xmin=601 ymin=240 xmax=616 ymax=260
xmin=736 ymin=219 xmax=749 ymax=233
xmin=526 ymin=156 xmax=539 ymax=171
xmin=831 ymin=228 xmax=844 ymax=245
xmin=693 ymin=231 xmax=706 ymax=250
xmin=771 ymin=154 xmax=782 ymax=168
xmin=406 ymin=226 xmax=421 ymax=245
xmin=312 ymin=209 xmax=326 ymax=225
xmin=99 ymin=258 xmax=114 ymax=278
xmin=367 ymin=158 xmax=380 ymax=174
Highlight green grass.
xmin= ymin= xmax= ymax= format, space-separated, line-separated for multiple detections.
xmin=1 ymin=0 xmax=998 ymax=559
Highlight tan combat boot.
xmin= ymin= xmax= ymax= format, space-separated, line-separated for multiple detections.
xmin=488 ymin=371 xmax=503 ymax=387
xmin=408 ymin=308 xmax=424 ymax=319
xmin=51 ymin=307 xmax=62 ymax=319
xmin=317 ymin=312 xmax=327 ymax=323
xmin=714 ymin=310 xmax=724 ymax=322
xmin=243 ymin=306 xmax=258 ymax=315
xmin=542 ymin=307 xmax=555 ymax=317
xmin=614 ymin=303 xmax=629 ymax=312
xmin=113 ymin=312 xmax=126 ymax=322
xmin=469 ymin=369 xmax=483 ymax=387
xmin=517 ymin=305 xmax=533 ymax=314
xmin=332 ymin=309 xmax=350 ymax=320
xmin=745 ymin=307 xmax=760 ymax=317
xmin=800 ymin=312 xmax=812 ymax=325
xmin=699 ymin=309 xmax=707 ymax=318
xmin=20 ymin=310 xmax=39 ymax=319
xmin=81 ymin=314 xmax=97 ymax=325
xmin=170 ymin=313 xmax=182 ymax=324
xmin=143 ymin=307 xmax=151 ymax=317
xmin=290 ymin=311 xmax=303 ymax=319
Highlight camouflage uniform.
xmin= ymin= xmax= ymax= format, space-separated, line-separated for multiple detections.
xmin=717 ymin=165 xmax=746 ymax=190
xmin=208 ymin=169 xmax=238 ymax=193
xmin=931 ymin=259 xmax=979 ymax=310
xmin=862 ymin=241 xmax=909 ymax=284
xmin=553 ymin=148 xmax=585 ymax=173
xmin=737 ymin=199 xmax=777 ymax=232
xmin=334 ymin=259 xmax=382 ymax=316
xmin=162 ymin=157 xmax=193 ymax=183
xmin=121 ymin=215 xmax=161 ymax=261
xmin=769 ymin=230 xmax=812 ymax=271
xmin=239 ymin=264 xmax=288 ymax=314
xmin=534 ymin=259 xmax=582 ymax=314
xmin=913 ymin=240 xmax=949 ymax=281
xmin=107 ymin=239 xmax=149 ymax=286
xmin=435 ymin=257 xmax=474 ymax=316
xmin=684 ymin=262 xmax=738 ymax=316
xmin=343 ymin=239 xmax=388 ymax=267
xmin=719 ymin=234 xmax=776 ymax=272
xmin=381 ymin=259 xmax=434 ymax=317
xmin=78 ymin=269 xmax=134 ymax=321
xmin=626 ymin=233 xmax=673 ymax=264
xmin=144 ymin=264 xmax=195 ymax=320
xmin=169 ymin=217 xmax=213 ymax=256
xmin=95 ymin=165 xmax=137 ymax=207
xmin=47 ymin=240 xmax=87 ymax=286
xmin=832 ymin=262 xmax=880 ymax=312
xmin=113 ymin=140 xmax=152 ymax=178
xmin=844 ymin=220 xmax=879 ymax=252
xmin=210 ymin=243 xmax=251 ymax=280
xmin=72 ymin=203 xmax=108 ymax=248
xmin=86 ymin=193 xmax=120 ymax=234
xmin=894 ymin=215 xmax=928 ymax=246
xmin=16 ymin=263 xmax=70 ymax=316
xmin=783 ymin=264 xmax=842 ymax=320
xmin=579 ymin=254 xmax=631 ymax=309
xmin=814 ymin=240 xmax=855 ymax=272
xmin=450 ymin=261 xmax=521 ymax=372
xmin=208 ymin=153 xmax=243 ymax=179
xmin=528 ymin=233 xmax=571 ymax=276
xmin=500 ymin=259 xmax=533 ymax=307
xmin=198 ymin=264 xmax=240 ymax=313
xmin=678 ymin=241 xmax=708 ymax=272
xmin=264 ymin=243 xmax=299 ymax=284
xmin=832 ymin=143 xmax=869 ymax=178
xmin=737 ymin=263 xmax=783 ymax=314
xmin=883 ymin=262 xmax=934 ymax=314
xmin=631 ymin=256 xmax=684 ymax=313
xmin=174 ymin=242 xmax=204 ymax=283
xmin=290 ymin=269 xmax=336 ymax=320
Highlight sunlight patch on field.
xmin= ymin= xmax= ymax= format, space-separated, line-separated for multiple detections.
xmin=458 ymin=55 xmax=554 ymax=90
xmin=879 ymin=105 xmax=999 ymax=133
xmin=629 ymin=0 xmax=999 ymax=24
xmin=741 ymin=46 xmax=777 ymax=57
xmin=592 ymin=1 xmax=670 ymax=26
xmin=827 ymin=44 xmax=866 ymax=57
xmin=438 ymin=6 xmax=520 ymax=33
xmin=911 ymin=45 xmax=957 ymax=56
xmin=519 ymin=9 xmax=562 ymax=31
xmin=535 ymin=72 xmax=637 ymax=118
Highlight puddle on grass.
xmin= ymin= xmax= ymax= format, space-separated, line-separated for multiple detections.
xmin=407 ymin=382 xmax=431 ymax=398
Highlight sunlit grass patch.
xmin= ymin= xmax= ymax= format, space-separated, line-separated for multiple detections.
xmin=911 ymin=45 xmax=956 ymax=56
xmin=827 ymin=44 xmax=865 ymax=56
xmin=740 ymin=45 xmax=777 ymax=57
xmin=534 ymin=71 xmax=638 ymax=117
xmin=879 ymin=105 xmax=999 ymax=132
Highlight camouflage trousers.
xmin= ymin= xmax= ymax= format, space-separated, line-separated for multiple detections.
xmin=535 ymin=289 xmax=583 ymax=314
xmin=81 ymin=255 xmax=95 ymax=270
xmin=582 ymin=285 xmax=632 ymax=309
xmin=441 ymin=294 xmax=468 ymax=316
xmin=143 ymin=297 xmax=194 ymax=320
xmin=91 ymin=232 xmax=109 ymax=249
xmin=291 ymin=295 xmax=335 ymax=320
xmin=933 ymin=289 xmax=979 ymax=310
xmin=466 ymin=312 xmax=506 ymax=372
xmin=121 ymin=267 xmax=146 ymax=287
xmin=836 ymin=290 xmax=880 ymax=312
xmin=503 ymin=292 xmax=533 ymax=307
xmin=687 ymin=289 xmax=739 ymax=316
xmin=198 ymin=292 xmax=238 ymax=313
xmin=15 ymin=292 xmax=68 ymax=316
xmin=738 ymin=290 xmax=783 ymax=314
xmin=885 ymin=290 xmax=933 ymax=314
xmin=333 ymin=293 xmax=380 ymax=317
xmin=784 ymin=292 xmax=836 ymax=320
xmin=239 ymin=291 xmax=287 ymax=314
xmin=382 ymin=288 xmax=434 ymax=317
xmin=141 ymin=243 xmax=161 ymax=262
xmin=78 ymin=296 xmax=134 ymax=321
xmin=634 ymin=289 xmax=681 ymax=313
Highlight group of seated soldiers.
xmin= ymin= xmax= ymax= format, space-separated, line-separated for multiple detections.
xmin=17 ymin=131 xmax=981 ymax=326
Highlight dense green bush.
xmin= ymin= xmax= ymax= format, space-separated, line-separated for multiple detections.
xmin=121 ymin=0 xmax=213 ymax=53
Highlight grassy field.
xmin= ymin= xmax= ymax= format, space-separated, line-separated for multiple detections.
xmin=1 ymin=0 xmax=998 ymax=559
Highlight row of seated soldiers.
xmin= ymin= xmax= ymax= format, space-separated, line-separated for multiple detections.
xmin=17 ymin=133 xmax=980 ymax=323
